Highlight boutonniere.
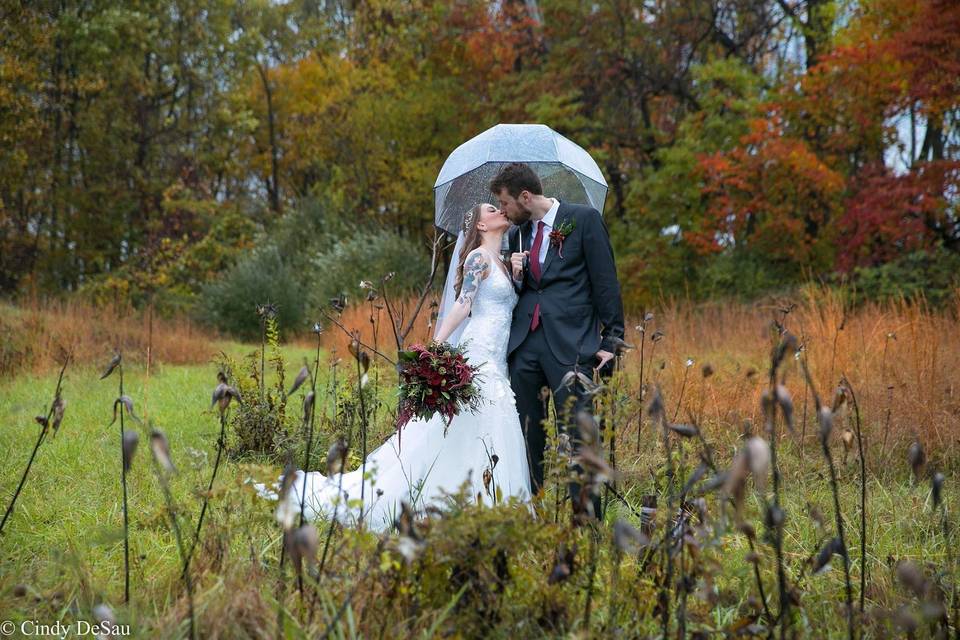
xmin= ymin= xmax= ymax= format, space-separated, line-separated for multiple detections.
xmin=549 ymin=219 xmax=576 ymax=258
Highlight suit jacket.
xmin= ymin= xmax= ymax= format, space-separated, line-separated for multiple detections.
xmin=507 ymin=201 xmax=625 ymax=366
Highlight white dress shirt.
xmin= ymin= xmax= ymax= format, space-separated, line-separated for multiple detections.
xmin=532 ymin=198 xmax=560 ymax=268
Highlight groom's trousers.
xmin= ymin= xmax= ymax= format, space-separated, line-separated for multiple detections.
xmin=509 ymin=327 xmax=604 ymax=521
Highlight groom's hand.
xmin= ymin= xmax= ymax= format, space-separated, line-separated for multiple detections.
xmin=595 ymin=349 xmax=614 ymax=371
xmin=511 ymin=251 xmax=528 ymax=280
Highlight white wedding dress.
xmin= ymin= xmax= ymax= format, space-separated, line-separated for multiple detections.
xmin=263 ymin=248 xmax=531 ymax=532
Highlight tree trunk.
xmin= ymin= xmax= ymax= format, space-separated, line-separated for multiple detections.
xmin=256 ymin=62 xmax=282 ymax=215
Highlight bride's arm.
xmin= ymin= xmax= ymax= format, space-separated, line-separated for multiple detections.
xmin=434 ymin=250 xmax=489 ymax=343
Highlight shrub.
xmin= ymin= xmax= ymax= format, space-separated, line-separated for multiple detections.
xmin=308 ymin=228 xmax=431 ymax=311
xmin=850 ymin=246 xmax=960 ymax=307
xmin=218 ymin=314 xmax=297 ymax=461
xmin=201 ymin=246 xmax=308 ymax=339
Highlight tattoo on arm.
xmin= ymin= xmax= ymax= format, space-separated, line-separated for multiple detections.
xmin=456 ymin=251 xmax=490 ymax=306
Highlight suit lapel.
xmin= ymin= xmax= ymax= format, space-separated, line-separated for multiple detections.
xmin=540 ymin=204 xmax=571 ymax=279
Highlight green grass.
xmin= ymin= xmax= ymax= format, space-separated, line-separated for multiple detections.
xmin=0 ymin=345 xmax=956 ymax=638
xmin=0 ymin=341 xmax=319 ymax=634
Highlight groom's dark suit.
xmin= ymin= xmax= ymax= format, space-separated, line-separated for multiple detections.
xmin=507 ymin=200 xmax=624 ymax=519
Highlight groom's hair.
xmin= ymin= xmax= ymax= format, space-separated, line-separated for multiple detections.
xmin=490 ymin=162 xmax=543 ymax=198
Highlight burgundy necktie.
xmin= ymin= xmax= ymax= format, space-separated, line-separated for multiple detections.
xmin=529 ymin=220 xmax=545 ymax=331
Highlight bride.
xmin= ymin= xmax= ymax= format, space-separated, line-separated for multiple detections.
xmin=263 ymin=203 xmax=531 ymax=531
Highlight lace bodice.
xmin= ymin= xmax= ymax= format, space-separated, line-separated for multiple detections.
xmin=459 ymin=248 xmax=518 ymax=383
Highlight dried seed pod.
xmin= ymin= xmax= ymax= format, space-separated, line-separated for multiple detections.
xmin=608 ymin=336 xmax=635 ymax=354
xmin=211 ymin=381 xmax=240 ymax=413
xmin=932 ymin=472 xmax=945 ymax=508
xmin=50 ymin=395 xmax=66 ymax=436
xmin=811 ymin=537 xmax=844 ymax=575
xmin=92 ymin=603 xmax=116 ymax=627
xmin=111 ymin=395 xmax=141 ymax=426
xmin=613 ymin=519 xmax=649 ymax=554
xmin=700 ymin=471 xmax=729 ymax=495
xmin=668 ymin=423 xmax=699 ymax=438
xmin=746 ymin=437 xmax=771 ymax=491
xmin=149 ymin=429 xmax=174 ymax=473
xmin=548 ymin=544 xmax=576 ymax=584
xmin=774 ymin=384 xmax=794 ymax=432
xmin=286 ymin=524 xmax=319 ymax=576
xmin=701 ymin=363 xmax=714 ymax=378
xmin=557 ymin=370 xmax=600 ymax=395
xmin=764 ymin=504 xmax=785 ymax=530
xmin=840 ymin=429 xmax=855 ymax=461
xmin=122 ymin=430 xmax=139 ymax=472
xmin=326 ymin=439 xmax=347 ymax=475
xmin=832 ymin=385 xmax=848 ymax=413
xmin=808 ymin=503 xmax=827 ymax=530
xmin=555 ymin=433 xmax=572 ymax=457
xmin=100 ymin=353 xmax=122 ymax=380
xmin=818 ymin=407 xmax=834 ymax=444
xmin=359 ymin=351 xmax=371 ymax=373
xmin=302 ymin=391 xmax=315 ymax=423
xmin=576 ymin=410 xmax=600 ymax=446
xmin=908 ymin=442 xmax=925 ymax=479
xmin=575 ymin=448 xmax=615 ymax=484
xmin=289 ymin=365 xmax=310 ymax=396
xmin=275 ymin=454 xmax=299 ymax=530
xmin=647 ymin=386 xmax=666 ymax=422
xmin=722 ymin=454 xmax=750 ymax=517
xmin=896 ymin=560 xmax=928 ymax=599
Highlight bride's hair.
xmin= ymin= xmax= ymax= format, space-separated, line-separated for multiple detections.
xmin=454 ymin=204 xmax=484 ymax=298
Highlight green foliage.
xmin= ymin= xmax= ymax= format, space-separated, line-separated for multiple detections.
xmin=308 ymin=228 xmax=431 ymax=312
xmin=201 ymin=246 xmax=308 ymax=339
xmin=219 ymin=316 xmax=296 ymax=461
xmin=696 ymin=250 xmax=799 ymax=300
xmin=849 ymin=246 xmax=960 ymax=307
xmin=616 ymin=57 xmax=765 ymax=309
xmin=79 ymin=207 xmax=259 ymax=315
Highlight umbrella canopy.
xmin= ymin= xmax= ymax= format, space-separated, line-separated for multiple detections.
xmin=433 ymin=124 xmax=607 ymax=236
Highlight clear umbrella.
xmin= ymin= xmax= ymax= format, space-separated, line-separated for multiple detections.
xmin=433 ymin=124 xmax=607 ymax=238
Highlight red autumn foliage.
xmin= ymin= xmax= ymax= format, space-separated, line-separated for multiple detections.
xmin=837 ymin=161 xmax=960 ymax=271
xmin=692 ymin=113 xmax=844 ymax=271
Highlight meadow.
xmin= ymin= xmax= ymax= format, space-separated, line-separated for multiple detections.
xmin=1 ymin=287 xmax=958 ymax=638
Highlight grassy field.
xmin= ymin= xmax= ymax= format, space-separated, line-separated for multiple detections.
xmin=1 ymin=291 xmax=958 ymax=638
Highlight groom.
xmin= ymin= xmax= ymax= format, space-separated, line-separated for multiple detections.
xmin=492 ymin=162 xmax=625 ymax=522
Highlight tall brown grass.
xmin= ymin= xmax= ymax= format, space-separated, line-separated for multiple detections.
xmin=623 ymin=286 xmax=960 ymax=465
xmin=0 ymin=297 xmax=217 ymax=375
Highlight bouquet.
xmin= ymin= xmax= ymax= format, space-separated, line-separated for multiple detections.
xmin=396 ymin=340 xmax=483 ymax=442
